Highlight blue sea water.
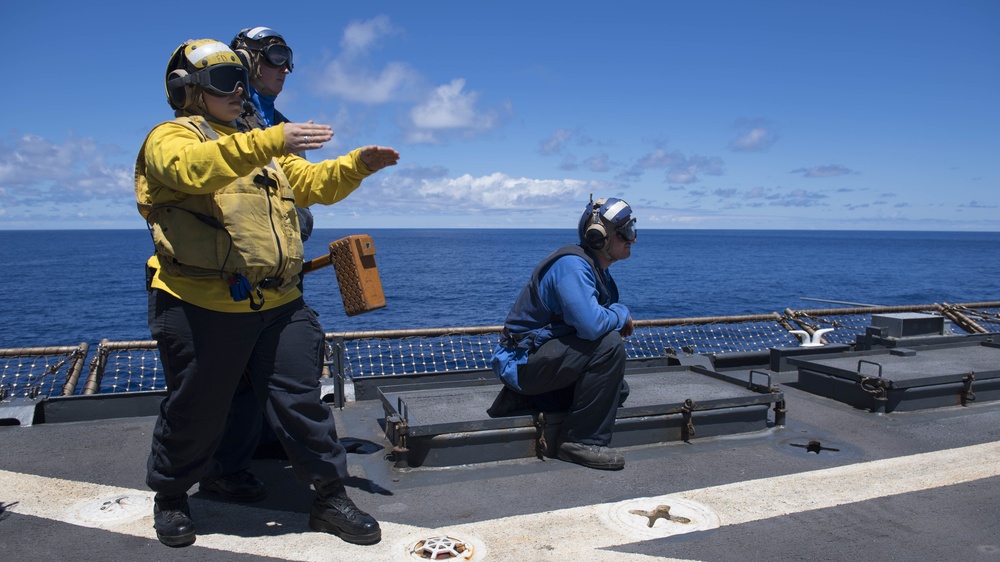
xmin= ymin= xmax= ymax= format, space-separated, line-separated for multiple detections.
xmin=1 ymin=228 xmax=998 ymax=349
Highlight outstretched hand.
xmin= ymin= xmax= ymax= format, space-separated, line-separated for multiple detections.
xmin=359 ymin=145 xmax=400 ymax=172
xmin=284 ymin=121 xmax=333 ymax=153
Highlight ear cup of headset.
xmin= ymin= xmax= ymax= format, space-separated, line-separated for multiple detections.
xmin=166 ymin=69 xmax=192 ymax=109
xmin=585 ymin=224 xmax=608 ymax=250
xmin=234 ymin=48 xmax=251 ymax=69
xmin=585 ymin=208 xmax=608 ymax=250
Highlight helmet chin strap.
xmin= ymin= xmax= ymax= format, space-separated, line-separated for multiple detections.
xmin=599 ymin=244 xmax=615 ymax=263
xmin=248 ymin=53 xmax=280 ymax=96
xmin=176 ymin=92 xmax=208 ymax=118
xmin=252 ymin=79 xmax=278 ymax=97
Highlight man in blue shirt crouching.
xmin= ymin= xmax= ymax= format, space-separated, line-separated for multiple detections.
xmin=490 ymin=196 xmax=636 ymax=470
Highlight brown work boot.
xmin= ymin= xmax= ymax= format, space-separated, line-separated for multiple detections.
xmin=556 ymin=441 xmax=625 ymax=470
xmin=153 ymin=492 xmax=196 ymax=547
xmin=309 ymin=481 xmax=381 ymax=545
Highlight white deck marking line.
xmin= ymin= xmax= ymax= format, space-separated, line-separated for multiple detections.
xmin=440 ymin=440 xmax=1000 ymax=560
xmin=3 ymin=440 xmax=1000 ymax=562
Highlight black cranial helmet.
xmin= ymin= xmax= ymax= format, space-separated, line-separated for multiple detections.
xmin=230 ymin=26 xmax=294 ymax=73
xmin=578 ymin=195 xmax=637 ymax=259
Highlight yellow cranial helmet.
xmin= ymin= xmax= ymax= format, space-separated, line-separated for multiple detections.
xmin=164 ymin=39 xmax=248 ymax=110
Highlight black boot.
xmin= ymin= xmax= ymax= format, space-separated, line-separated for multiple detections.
xmin=199 ymin=470 xmax=267 ymax=503
xmin=556 ymin=441 xmax=625 ymax=470
xmin=309 ymin=481 xmax=381 ymax=545
xmin=153 ymin=492 xmax=195 ymax=547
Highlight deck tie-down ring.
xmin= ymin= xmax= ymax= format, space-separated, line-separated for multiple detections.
xmin=857 ymin=359 xmax=888 ymax=402
xmin=387 ymin=396 xmax=410 ymax=467
xmin=534 ymin=411 xmax=547 ymax=460
xmin=962 ymin=371 xmax=977 ymax=406
xmin=681 ymin=398 xmax=696 ymax=442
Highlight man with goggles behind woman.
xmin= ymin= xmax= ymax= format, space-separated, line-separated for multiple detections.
xmin=137 ymin=38 xmax=399 ymax=548
xmin=231 ymin=26 xmax=295 ymax=128
xmin=489 ymin=196 xmax=637 ymax=471
xmin=197 ymin=26 xmax=321 ymax=508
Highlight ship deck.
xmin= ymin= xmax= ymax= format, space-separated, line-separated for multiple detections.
xmin=3 ymin=348 xmax=1000 ymax=561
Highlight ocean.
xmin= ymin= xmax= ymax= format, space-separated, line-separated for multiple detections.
xmin=1 ymin=228 xmax=998 ymax=349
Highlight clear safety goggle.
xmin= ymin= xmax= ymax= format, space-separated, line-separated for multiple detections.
xmin=615 ymin=218 xmax=637 ymax=242
xmin=186 ymin=64 xmax=248 ymax=96
xmin=260 ymin=44 xmax=293 ymax=71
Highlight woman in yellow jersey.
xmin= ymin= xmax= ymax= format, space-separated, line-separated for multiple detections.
xmin=135 ymin=38 xmax=398 ymax=548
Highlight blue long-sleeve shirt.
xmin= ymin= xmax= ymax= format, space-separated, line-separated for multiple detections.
xmin=490 ymin=254 xmax=629 ymax=390
xmin=248 ymin=85 xmax=279 ymax=127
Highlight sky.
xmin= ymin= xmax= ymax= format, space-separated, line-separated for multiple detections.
xmin=1 ymin=1 xmax=997 ymax=231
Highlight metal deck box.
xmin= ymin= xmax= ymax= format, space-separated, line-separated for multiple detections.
xmin=871 ymin=312 xmax=946 ymax=338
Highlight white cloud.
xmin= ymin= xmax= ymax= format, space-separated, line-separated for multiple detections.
xmin=729 ymin=119 xmax=779 ymax=152
xmin=0 ymin=133 xmax=135 ymax=227
xmin=316 ymin=59 xmax=421 ymax=104
xmin=314 ymin=16 xmax=421 ymax=103
xmin=350 ymin=168 xmax=618 ymax=216
xmin=791 ymin=164 xmax=855 ymax=178
xmin=340 ymin=15 xmax=396 ymax=55
xmin=410 ymin=79 xmax=480 ymax=129
xmin=405 ymin=79 xmax=502 ymax=143
xmin=416 ymin=172 xmax=590 ymax=209
xmin=0 ymin=134 xmax=131 ymax=198
xmin=539 ymin=129 xmax=573 ymax=155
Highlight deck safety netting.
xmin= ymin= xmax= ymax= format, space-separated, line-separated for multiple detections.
xmin=3 ymin=302 xmax=998 ymax=396
xmin=625 ymin=321 xmax=797 ymax=358
xmin=0 ymin=345 xmax=87 ymax=400
xmin=949 ymin=306 xmax=1000 ymax=334
xmin=340 ymin=333 xmax=501 ymax=377
xmin=787 ymin=311 xmax=968 ymax=344
xmin=97 ymin=346 xmax=162 ymax=394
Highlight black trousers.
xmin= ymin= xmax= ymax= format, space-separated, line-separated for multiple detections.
xmin=206 ymin=276 xmax=312 ymax=478
xmin=202 ymin=375 xmax=266 ymax=481
xmin=146 ymin=290 xmax=348 ymax=496
xmin=514 ymin=330 xmax=626 ymax=446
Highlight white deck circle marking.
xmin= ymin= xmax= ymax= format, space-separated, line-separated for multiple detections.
xmin=71 ymin=494 xmax=153 ymax=526
xmin=603 ymin=496 xmax=720 ymax=539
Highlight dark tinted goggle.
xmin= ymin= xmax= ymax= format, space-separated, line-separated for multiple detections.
xmin=615 ymin=218 xmax=637 ymax=242
xmin=186 ymin=64 xmax=248 ymax=96
xmin=261 ymin=44 xmax=293 ymax=71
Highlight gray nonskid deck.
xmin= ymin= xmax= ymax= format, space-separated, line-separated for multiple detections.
xmin=4 ymin=364 xmax=1000 ymax=562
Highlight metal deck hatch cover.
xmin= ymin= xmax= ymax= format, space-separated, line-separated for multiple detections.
xmin=378 ymin=365 xmax=781 ymax=467
xmin=379 ymin=366 xmax=780 ymax=437
xmin=789 ymin=341 xmax=1000 ymax=389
